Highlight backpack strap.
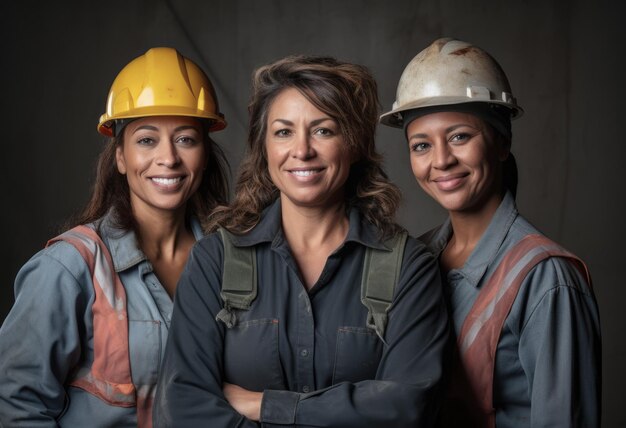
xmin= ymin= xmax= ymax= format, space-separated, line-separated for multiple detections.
xmin=216 ymin=228 xmax=257 ymax=328
xmin=216 ymin=227 xmax=408 ymax=341
xmin=453 ymin=233 xmax=591 ymax=428
xmin=360 ymin=231 xmax=408 ymax=343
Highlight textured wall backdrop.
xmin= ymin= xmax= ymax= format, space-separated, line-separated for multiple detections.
xmin=1 ymin=1 xmax=623 ymax=425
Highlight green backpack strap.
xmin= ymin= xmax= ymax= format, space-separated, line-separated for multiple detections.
xmin=360 ymin=231 xmax=408 ymax=344
xmin=216 ymin=228 xmax=257 ymax=328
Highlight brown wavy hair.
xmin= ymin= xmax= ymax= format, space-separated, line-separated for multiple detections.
xmin=68 ymin=123 xmax=229 ymax=233
xmin=209 ymin=55 xmax=402 ymax=238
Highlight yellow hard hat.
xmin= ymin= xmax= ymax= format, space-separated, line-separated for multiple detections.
xmin=380 ymin=38 xmax=522 ymax=128
xmin=97 ymin=47 xmax=226 ymax=136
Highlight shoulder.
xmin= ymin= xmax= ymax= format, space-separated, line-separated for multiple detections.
xmin=13 ymin=237 xmax=95 ymax=302
xmin=31 ymin=239 xmax=92 ymax=280
xmin=180 ymin=231 xmax=226 ymax=287
xmin=417 ymin=222 xmax=449 ymax=256
xmin=506 ymin=215 xmax=591 ymax=294
xmin=193 ymin=230 xmax=226 ymax=259
xmin=395 ymin=234 xmax=441 ymax=296
xmin=403 ymin=234 xmax=437 ymax=263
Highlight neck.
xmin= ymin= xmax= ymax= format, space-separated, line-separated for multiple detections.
xmin=132 ymin=206 xmax=191 ymax=260
xmin=439 ymin=191 xmax=503 ymax=273
xmin=280 ymin=197 xmax=349 ymax=250
xmin=448 ymin=192 xmax=503 ymax=250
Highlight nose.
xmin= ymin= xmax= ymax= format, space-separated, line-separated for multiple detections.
xmin=292 ymin=133 xmax=315 ymax=160
xmin=432 ymin=142 xmax=456 ymax=170
xmin=156 ymin=141 xmax=180 ymax=167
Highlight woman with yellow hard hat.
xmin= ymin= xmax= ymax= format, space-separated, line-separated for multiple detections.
xmin=380 ymin=38 xmax=601 ymax=427
xmin=0 ymin=47 xmax=228 ymax=427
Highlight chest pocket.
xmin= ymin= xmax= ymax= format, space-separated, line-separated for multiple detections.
xmin=128 ymin=320 xmax=162 ymax=387
xmin=223 ymin=317 xmax=286 ymax=391
xmin=332 ymin=326 xmax=383 ymax=384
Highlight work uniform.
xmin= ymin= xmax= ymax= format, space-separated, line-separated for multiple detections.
xmin=420 ymin=192 xmax=601 ymax=427
xmin=154 ymin=199 xmax=449 ymax=427
xmin=0 ymin=210 xmax=204 ymax=427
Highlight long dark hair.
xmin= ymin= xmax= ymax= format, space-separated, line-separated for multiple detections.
xmin=209 ymin=55 xmax=402 ymax=238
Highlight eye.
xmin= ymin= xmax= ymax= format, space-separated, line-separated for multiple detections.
xmin=274 ymin=129 xmax=292 ymax=137
xmin=175 ymin=135 xmax=199 ymax=146
xmin=314 ymin=127 xmax=335 ymax=137
xmin=136 ymin=137 xmax=155 ymax=146
xmin=410 ymin=142 xmax=431 ymax=153
xmin=449 ymin=132 xmax=472 ymax=144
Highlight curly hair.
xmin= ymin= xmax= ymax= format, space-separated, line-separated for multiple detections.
xmin=68 ymin=123 xmax=229 ymax=233
xmin=209 ymin=55 xmax=402 ymax=238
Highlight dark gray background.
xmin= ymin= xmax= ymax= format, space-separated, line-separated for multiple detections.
xmin=1 ymin=1 xmax=623 ymax=426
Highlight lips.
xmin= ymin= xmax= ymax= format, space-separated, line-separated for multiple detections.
xmin=431 ymin=173 xmax=468 ymax=191
xmin=151 ymin=176 xmax=183 ymax=185
xmin=289 ymin=169 xmax=323 ymax=177
xmin=287 ymin=167 xmax=325 ymax=181
xmin=149 ymin=175 xmax=187 ymax=190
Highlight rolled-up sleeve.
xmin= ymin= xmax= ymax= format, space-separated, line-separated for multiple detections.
xmin=0 ymin=245 xmax=86 ymax=426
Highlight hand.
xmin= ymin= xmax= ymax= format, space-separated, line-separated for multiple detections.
xmin=223 ymin=382 xmax=263 ymax=422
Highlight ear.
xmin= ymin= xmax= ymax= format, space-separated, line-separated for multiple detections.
xmin=115 ymin=146 xmax=127 ymax=174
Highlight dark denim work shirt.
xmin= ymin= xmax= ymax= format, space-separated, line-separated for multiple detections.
xmin=154 ymin=200 xmax=449 ymax=427
xmin=420 ymin=192 xmax=601 ymax=427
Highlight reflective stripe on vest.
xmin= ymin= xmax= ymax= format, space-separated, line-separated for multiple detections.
xmin=454 ymin=234 xmax=591 ymax=428
xmin=47 ymin=225 xmax=153 ymax=428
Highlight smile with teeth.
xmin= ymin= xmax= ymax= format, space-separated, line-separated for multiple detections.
xmin=290 ymin=169 xmax=322 ymax=177
xmin=151 ymin=177 xmax=183 ymax=185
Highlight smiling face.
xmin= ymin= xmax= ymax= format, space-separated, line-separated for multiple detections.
xmin=265 ymin=88 xmax=353 ymax=210
xmin=406 ymin=111 xmax=508 ymax=214
xmin=116 ymin=116 xmax=206 ymax=219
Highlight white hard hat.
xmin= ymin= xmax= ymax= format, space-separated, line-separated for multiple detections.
xmin=380 ymin=38 xmax=523 ymax=128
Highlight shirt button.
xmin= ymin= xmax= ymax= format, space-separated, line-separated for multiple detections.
xmin=300 ymin=349 xmax=308 ymax=357
xmin=302 ymin=385 xmax=310 ymax=393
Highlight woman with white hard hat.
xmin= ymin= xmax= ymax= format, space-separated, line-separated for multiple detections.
xmin=0 ymin=47 xmax=229 ymax=427
xmin=381 ymin=38 xmax=601 ymax=427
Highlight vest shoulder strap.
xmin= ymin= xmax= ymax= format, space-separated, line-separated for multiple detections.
xmin=46 ymin=225 xmax=136 ymax=407
xmin=217 ymin=228 xmax=408 ymax=341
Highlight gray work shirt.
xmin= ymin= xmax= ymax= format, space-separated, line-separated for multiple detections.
xmin=0 ymin=210 xmax=204 ymax=427
xmin=420 ymin=192 xmax=601 ymax=427
xmin=154 ymin=199 xmax=450 ymax=427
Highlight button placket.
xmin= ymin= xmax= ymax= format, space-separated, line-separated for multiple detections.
xmin=296 ymin=289 xmax=315 ymax=394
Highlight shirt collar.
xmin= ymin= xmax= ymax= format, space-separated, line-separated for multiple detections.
xmin=432 ymin=191 xmax=519 ymax=288
xmin=97 ymin=209 xmax=205 ymax=272
xmin=226 ymin=198 xmax=389 ymax=251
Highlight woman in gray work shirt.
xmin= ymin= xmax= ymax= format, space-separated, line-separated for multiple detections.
xmin=380 ymin=38 xmax=601 ymax=427
xmin=154 ymin=55 xmax=450 ymax=427
xmin=0 ymin=47 xmax=229 ymax=427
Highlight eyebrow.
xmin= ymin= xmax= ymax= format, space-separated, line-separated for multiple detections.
xmin=407 ymin=123 xmax=476 ymax=140
xmin=270 ymin=117 xmax=335 ymax=127
xmin=131 ymin=124 xmax=200 ymax=134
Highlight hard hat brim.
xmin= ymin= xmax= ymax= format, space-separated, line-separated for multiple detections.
xmin=380 ymin=97 xmax=523 ymax=129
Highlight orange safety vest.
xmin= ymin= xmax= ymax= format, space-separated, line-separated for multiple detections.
xmin=47 ymin=225 xmax=153 ymax=428
xmin=444 ymin=234 xmax=592 ymax=428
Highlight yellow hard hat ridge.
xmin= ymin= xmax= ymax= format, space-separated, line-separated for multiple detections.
xmin=97 ymin=47 xmax=226 ymax=137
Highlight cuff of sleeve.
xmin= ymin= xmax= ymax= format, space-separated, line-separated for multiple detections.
xmin=260 ymin=389 xmax=300 ymax=425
